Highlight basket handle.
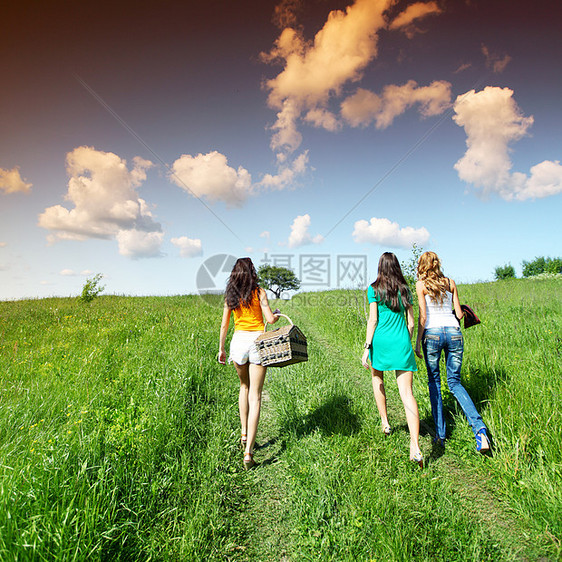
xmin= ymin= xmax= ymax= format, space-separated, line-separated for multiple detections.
xmin=264 ymin=313 xmax=293 ymax=331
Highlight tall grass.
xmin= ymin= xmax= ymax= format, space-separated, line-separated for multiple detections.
xmin=459 ymin=279 xmax=562 ymax=538
xmin=256 ymin=279 xmax=561 ymax=560
xmin=0 ymin=295 xmax=247 ymax=560
xmin=0 ymin=278 xmax=560 ymax=560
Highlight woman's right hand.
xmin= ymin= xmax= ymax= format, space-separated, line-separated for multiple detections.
xmin=415 ymin=343 xmax=422 ymax=358
xmin=217 ymin=350 xmax=226 ymax=364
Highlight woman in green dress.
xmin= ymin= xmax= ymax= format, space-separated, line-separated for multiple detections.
xmin=361 ymin=252 xmax=423 ymax=466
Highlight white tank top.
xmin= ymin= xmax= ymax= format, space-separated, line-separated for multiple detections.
xmin=424 ymin=291 xmax=459 ymax=329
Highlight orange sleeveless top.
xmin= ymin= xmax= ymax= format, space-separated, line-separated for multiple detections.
xmin=232 ymin=289 xmax=265 ymax=331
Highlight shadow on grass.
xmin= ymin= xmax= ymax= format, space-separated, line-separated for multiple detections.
xmin=258 ymin=395 xmax=361 ymax=467
xmin=460 ymin=366 xmax=509 ymax=409
xmin=291 ymin=394 xmax=362 ymax=439
xmin=414 ymin=365 xmax=507 ymax=460
xmin=270 ymin=394 xmax=360 ymax=444
xmin=420 ymin=360 xmax=509 ymax=433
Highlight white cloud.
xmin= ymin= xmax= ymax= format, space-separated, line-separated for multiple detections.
xmin=453 ymin=87 xmax=562 ymax=200
xmin=170 ymin=151 xmax=253 ymax=207
xmin=262 ymin=0 xmax=392 ymax=155
xmin=454 ymin=62 xmax=472 ymax=74
xmin=81 ymin=269 xmax=93 ymax=276
xmin=0 ymin=167 xmax=32 ymax=194
xmin=341 ymin=80 xmax=452 ymax=128
xmin=272 ymin=0 xmax=302 ymax=29
xmin=117 ymin=229 xmax=164 ymax=259
xmin=511 ymin=160 xmax=562 ymax=200
xmin=260 ymin=151 xmax=310 ymax=190
xmin=38 ymin=147 xmax=163 ymax=257
xmin=60 ymin=269 xmax=77 ymax=276
xmin=481 ymin=44 xmax=511 ymax=73
xmin=340 ymin=88 xmax=382 ymax=127
xmin=261 ymin=0 xmax=444 ymax=186
xmin=388 ymin=1 xmax=442 ymax=37
xmin=269 ymin=99 xmax=303 ymax=155
xmin=304 ymin=108 xmax=341 ymax=132
xmin=286 ymin=214 xmax=324 ymax=248
xmin=171 ymin=236 xmax=203 ymax=258
xmin=353 ymin=217 xmax=430 ymax=247
xmin=0 ymin=242 xmax=6 ymax=248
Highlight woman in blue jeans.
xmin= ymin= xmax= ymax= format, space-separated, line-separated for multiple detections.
xmin=414 ymin=251 xmax=490 ymax=453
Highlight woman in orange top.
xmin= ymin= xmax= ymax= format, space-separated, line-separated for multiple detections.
xmin=218 ymin=257 xmax=279 ymax=469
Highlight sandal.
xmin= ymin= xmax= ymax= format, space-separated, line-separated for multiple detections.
xmin=243 ymin=452 xmax=255 ymax=470
xmin=382 ymin=424 xmax=392 ymax=436
xmin=410 ymin=451 xmax=424 ymax=468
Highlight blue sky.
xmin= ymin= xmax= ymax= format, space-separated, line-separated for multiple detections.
xmin=1 ymin=0 xmax=561 ymax=300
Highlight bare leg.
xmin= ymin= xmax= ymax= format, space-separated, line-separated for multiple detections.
xmin=395 ymin=370 xmax=421 ymax=459
xmin=371 ymin=368 xmax=390 ymax=430
xmin=234 ymin=362 xmax=250 ymax=439
xmin=245 ymin=363 xmax=267 ymax=456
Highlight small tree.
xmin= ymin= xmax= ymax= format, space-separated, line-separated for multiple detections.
xmin=401 ymin=243 xmax=424 ymax=289
xmin=258 ymin=265 xmax=300 ymax=299
xmin=494 ymin=264 xmax=516 ymax=280
xmin=522 ymin=256 xmax=562 ymax=277
xmin=80 ymin=273 xmax=105 ymax=303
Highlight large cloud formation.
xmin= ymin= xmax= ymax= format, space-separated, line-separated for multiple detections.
xmin=453 ymin=87 xmax=562 ymax=201
xmin=38 ymin=146 xmax=163 ymax=258
xmin=0 ymin=167 xmax=32 ymax=194
xmin=261 ymin=0 xmax=448 ymax=181
xmin=353 ymin=217 xmax=430 ymax=247
xmin=263 ymin=0 xmax=391 ymax=156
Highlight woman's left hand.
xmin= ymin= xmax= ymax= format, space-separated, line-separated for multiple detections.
xmin=217 ymin=350 xmax=227 ymax=364
xmin=361 ymin=349 xmax=370 ymax=369
xmin=415 ymin=344 xmax=422 ymax=359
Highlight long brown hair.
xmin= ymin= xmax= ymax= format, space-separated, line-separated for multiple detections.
xmin=225 ymin=257 xmax=259 ymax=310
xmin=417 ymin=251 xmax=449 ymax=304
xmin=371 ymin=252 xmax=412 ymax=312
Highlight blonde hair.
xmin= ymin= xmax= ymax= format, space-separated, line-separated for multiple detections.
xmin=417 ymin=251 xmax=449 ymax=304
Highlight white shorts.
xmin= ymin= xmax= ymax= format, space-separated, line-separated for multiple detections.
xmin=229 ymin=330 xmax=263 ymax=365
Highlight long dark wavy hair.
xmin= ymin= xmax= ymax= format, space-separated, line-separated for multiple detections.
xmin=225 ymin=257 xmax=260 ymax=310
xmin=371 ymin=252 xmax=412 ymax=312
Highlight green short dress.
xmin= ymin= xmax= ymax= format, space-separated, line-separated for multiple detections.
xmin=368 ymin=285 xmax=417 ymax=372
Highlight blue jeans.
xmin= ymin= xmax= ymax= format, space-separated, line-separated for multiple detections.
xmin=422 ymin=327 xmax=486 ymax=440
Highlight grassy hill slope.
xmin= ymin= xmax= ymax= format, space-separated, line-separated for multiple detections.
xmin=0 ymin=278 xmax=560 ymax=560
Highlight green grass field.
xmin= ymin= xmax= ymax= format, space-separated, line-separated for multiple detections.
xmin=0 ymin=278 xmax=560 ymax=560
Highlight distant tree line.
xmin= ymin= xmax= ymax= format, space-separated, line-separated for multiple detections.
xmin=494 ymin=256 xmax=562 ymax=280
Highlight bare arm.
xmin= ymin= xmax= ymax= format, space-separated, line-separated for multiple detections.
xmin=218 ymin=303 xmax=231 ymax=364
xmin=415 ymin=280 xmax=426 ymax=358
xmin=259 ymin=288 xmax=279 ymax=325
xmin=361 ymin=301 xmax=378 ymax=368
xmin=450 ymin=279 xmax=464 ymax=323
xmin=406 ymin=304 xmax=415 ymax=339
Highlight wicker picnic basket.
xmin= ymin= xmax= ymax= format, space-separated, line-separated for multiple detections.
xmin=255 ymin=314 xmax=308 ymax=368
